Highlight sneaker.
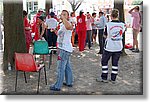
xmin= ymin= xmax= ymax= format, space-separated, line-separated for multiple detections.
xmin=132 ymin=49 xmax=140 ymax=53
xmin=96 ymin=77 xmax=108 ymax=83
xmin=129 ymin=48 xmax=135 ymax=51
xmin=50 ymin=85 xmax=60 ymax=91
xmin=53 ymin=51 xmax=57 ymax=54
xmin=63 ymin=83 xmax=73 ymax=87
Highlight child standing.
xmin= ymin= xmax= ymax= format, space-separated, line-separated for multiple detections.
xmin=96 ymin=9 xmax=126 ymax=83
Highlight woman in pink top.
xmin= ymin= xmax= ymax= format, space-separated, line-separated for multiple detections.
xmin=129 ymin=6 xmax=141 ymax=53
xmin=86 ymin=13 xmax=94 ymax=49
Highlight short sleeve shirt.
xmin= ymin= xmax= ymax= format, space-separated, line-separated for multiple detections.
xmin=131 ymin=12 xmax=141 ymax=31
xmin=57 ymin=23 xmax=73 ymax=53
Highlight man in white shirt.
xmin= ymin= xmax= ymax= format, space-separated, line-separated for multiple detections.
xmin=46 ymin=12 xmax=58 ymax=53
xmin=94 ymin=12 xmax=107 ymax=54
xmin=69 ymin=12 xmax=76 ymax=47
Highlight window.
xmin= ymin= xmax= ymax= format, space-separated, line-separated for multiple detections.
xmin=27 ymin=1 xmax=38 ymax=12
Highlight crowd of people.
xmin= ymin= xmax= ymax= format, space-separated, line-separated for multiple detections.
xmin=22 ymin=6 xmax=142 ymax=91
xmin=23 ymin=8 xmax=110 ymax=54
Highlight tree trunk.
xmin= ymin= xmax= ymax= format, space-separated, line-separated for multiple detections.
xmin=3 ymin=2 xmax=26 ymax=71
xmin=114 ymin=0 xmax=127 ymax=56
xmin=45 ymin=0 xmax=53 ymax=15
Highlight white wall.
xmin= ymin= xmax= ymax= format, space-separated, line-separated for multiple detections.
xmin=23 ymin=0 xmax=27 ymax=11
xmin=38 ymin=0 xmax=45 ymax=10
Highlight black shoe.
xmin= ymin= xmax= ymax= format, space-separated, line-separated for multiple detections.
xmin=50 ymin=86 xmax=60 ymax=91
xmin=129 ymin=48 xmax=135 ymax=51
xmin=53 ymin=51 xmax=57 ymax=54
xmin=132 ymin=49 xmax=140 ymax=53
xmin=63 ymin=83 xmax=73 ymax=87
xmin=96 ymin=77 xmax=108 ymax=83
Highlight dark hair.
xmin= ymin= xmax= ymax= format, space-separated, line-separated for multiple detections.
xmin=92 ymin=12 xmax=96 ymax=16
xmin=70 ymin=12 xmax=75 ymax=17
xmin=79 ymin=11 xmax=84 ymax=17
xmin=50 ymin=12 xmax=55 ymax=18
xmin=135 ymin=6 xmax=140 ymax=11
xmin=107 ymin=15 xmax=109 ymax=18
xmin=62 ymin=10 xmax=69 ymax=16
xmin=99 ymin=12 xmax=104 ymax=15
xmin=38 ymin=16 xmax=44 ymax=21
xmin=106 ymin=15 xmax=110 ymax=21
xmin=23 ymin=10 xmax=28 ymax=17
xmin=111 ymin=9 xmax=119 ymax=18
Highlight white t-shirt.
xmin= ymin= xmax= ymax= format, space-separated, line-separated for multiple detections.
xmin=92 ymin=18 xmax=98 ymax=30
xmin=94 ymin=15 xmax=107 ymax=29
xmin=57 ymin=23 xmax=73 ymax=53
xmin=104 ymin=21 xmax=126 ymax=52
xmin=69 ymin=17 xmax=76 ymax=29
xmin=46 ymin=18 xmax=58 ymax=29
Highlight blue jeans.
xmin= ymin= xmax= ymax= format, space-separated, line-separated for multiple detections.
xmin=53 ymin=49 xmax=73 ymax=89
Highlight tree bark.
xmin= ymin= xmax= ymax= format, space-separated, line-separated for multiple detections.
xmin=45 ymin=0 xmax=53 ymax=15
xmin=114 ymin=0 xmax=127 ymax=56
xmin=3 ymin=2 xmax=26 ymax=71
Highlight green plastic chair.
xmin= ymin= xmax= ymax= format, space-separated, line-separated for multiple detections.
xmin=33 ymin=40 xmax=51 ymax=69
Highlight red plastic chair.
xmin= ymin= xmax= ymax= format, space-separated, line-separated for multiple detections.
xmin=15 ymin=53 xmax=47 ymax=94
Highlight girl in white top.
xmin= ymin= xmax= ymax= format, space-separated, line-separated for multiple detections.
xmin=50 ymin=10 xmax=73 ymax=91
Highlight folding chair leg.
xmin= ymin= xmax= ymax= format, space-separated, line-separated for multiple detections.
xmin=34 ymin=55 xmax=37 ymax=61
xmin=15 ymin=71 xmax=18 ymax=92
xmin=37 ymin=70 xmax=41 ymax=94
xmin=49 ymin=54 xmax=51 ymax=69
xmin=49 ymin=52 xmax=52 ymax=68
xmin=24 ymin=72 xmax=27 ymax=83
xmin=44 ymin=66 xmax=47 ymax=85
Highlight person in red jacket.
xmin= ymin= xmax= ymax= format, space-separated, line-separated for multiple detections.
xmin=23 ymin=10 xmax=32 ymax=53
xmin=32 ymin=9 xmax=44 ymax=41
xmin=76 ymin=10 xmax=86 ymax=51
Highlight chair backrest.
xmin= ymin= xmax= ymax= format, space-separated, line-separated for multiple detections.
xmin=33 ymin=41 xmax=49 ymax=55
xmin=15 ymin=53 xmax=37 ymax=72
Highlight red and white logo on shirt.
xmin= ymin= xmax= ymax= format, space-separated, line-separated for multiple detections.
xmin=78 ymin=18 xmax=82 ymax=23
